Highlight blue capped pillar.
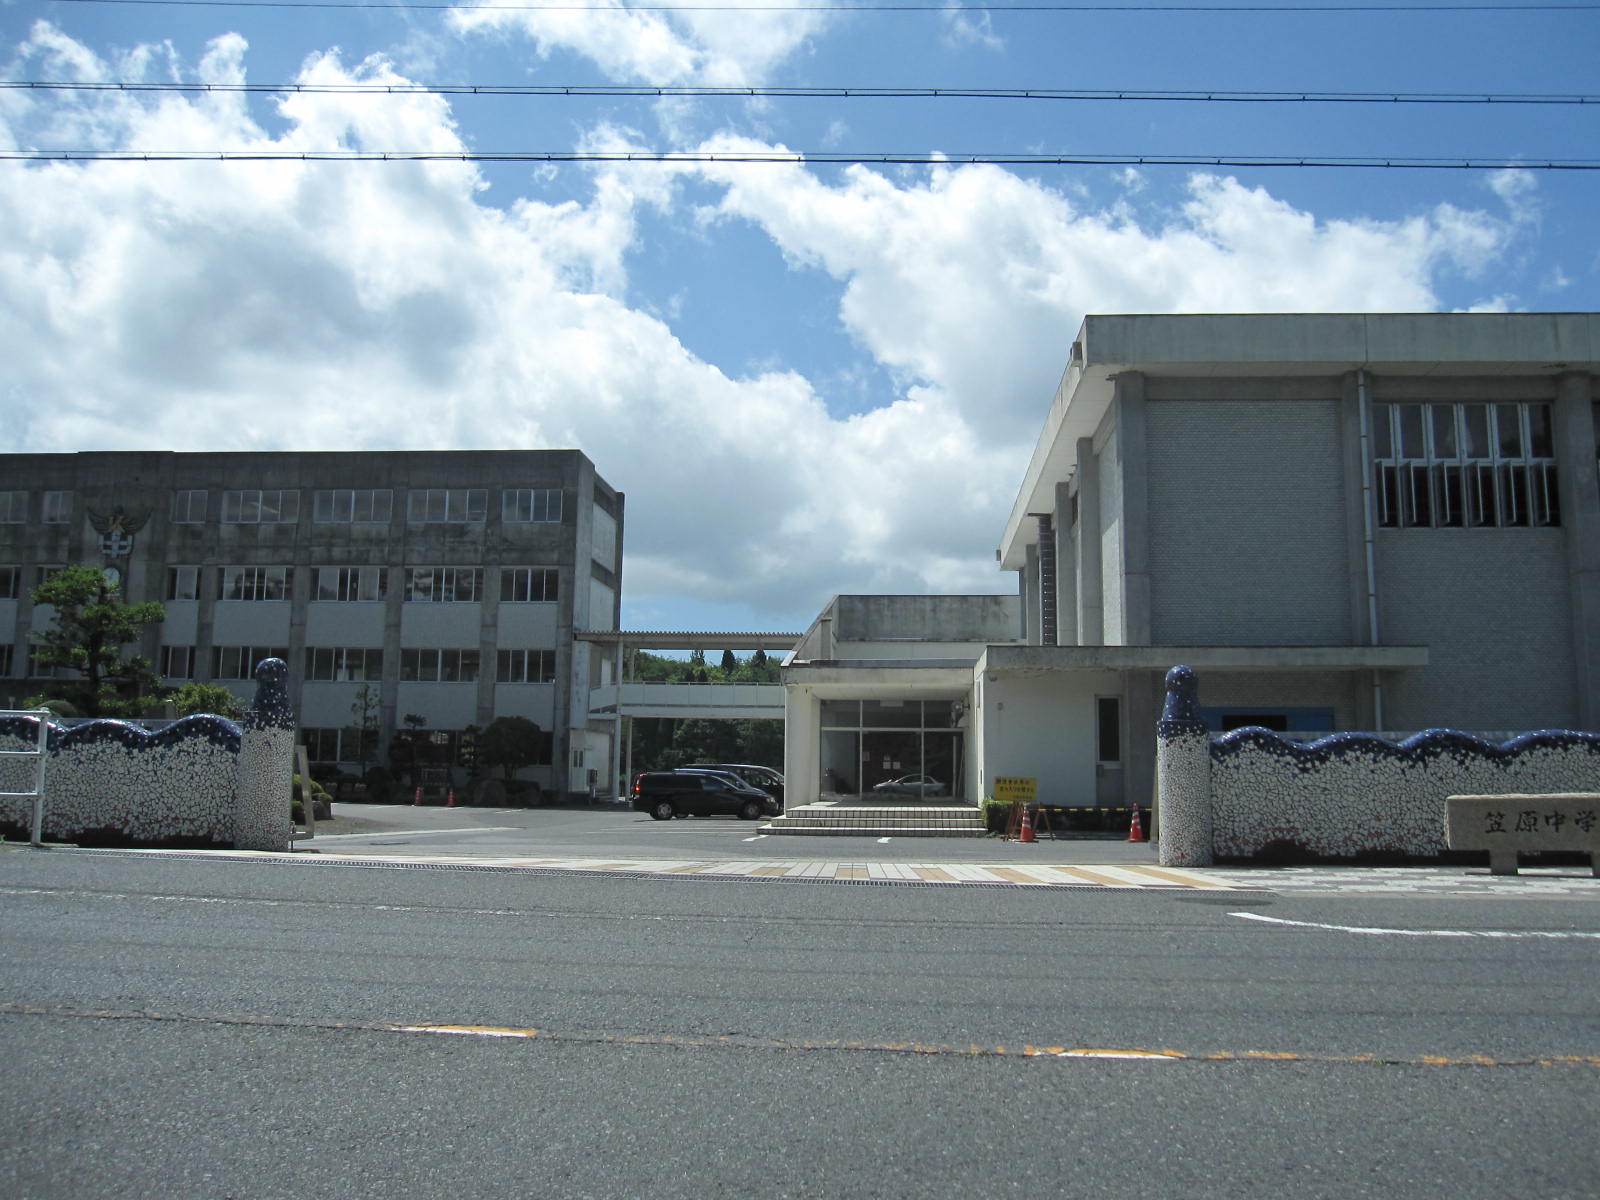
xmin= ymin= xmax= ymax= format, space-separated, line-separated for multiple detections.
xmin=1156 ymin=665 xmax=1213 ymax=867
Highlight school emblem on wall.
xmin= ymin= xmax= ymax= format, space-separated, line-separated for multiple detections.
xmin=87 ymin=505 xmax=149 ymax=559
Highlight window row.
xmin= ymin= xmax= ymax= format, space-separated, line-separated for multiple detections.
xmin=1373 ymin=402 xmax=1561 ymax=529
xmin=0 ymin=491 xmax=72 ymax=524
xmin=301 ymin=726 xmax=553 ymax=768
xmin=155 ymin=646 xmax=556 ymax=682
xmin=168 ymin=487 xmax=564 ymax=525
xmin=163 ymin=565 xmax=561 ymax=603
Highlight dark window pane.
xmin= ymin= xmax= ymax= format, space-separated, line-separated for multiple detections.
xmin=1372 ymin=405 xmax=1393 ymax=459
xmin=1496 ymin=405 xmax=1523 ymax=458
xmin=1528 ymin=404 xmax=1554 ymax=458
xmin=1430 ymin=405 xmax=1458 ymax=458
xmin=1463 ymin=406 xmax=1490 ymax=459
xmin=1398 ymin=405 xmax=1424 ymax=459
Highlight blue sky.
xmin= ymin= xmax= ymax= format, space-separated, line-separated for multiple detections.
xmin=2 ymin=0 xmax=1596 ymax=633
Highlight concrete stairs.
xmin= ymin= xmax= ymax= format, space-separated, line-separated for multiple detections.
xmin=760 ymin=802 xmax=988 ymax=838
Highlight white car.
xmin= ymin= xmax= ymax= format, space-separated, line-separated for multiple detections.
xmin=871 ymin=774 xmax=946 ymax=797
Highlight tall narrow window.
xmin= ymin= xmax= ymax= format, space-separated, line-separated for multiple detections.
xmin=171 ymin=490 xmax=207 ymax=524
xmin=41 ymin=491 xmax=71 ymax=524
xmin=1373 ymin=402 xmax=1559 ymax=530
xmin=166 ymin=566 xmax=201 ymax=601
xmin=1096 ymin=696 xmax=1122 ymax=764
xmin=159 ymin=646 xmax=196 ymax=679
xmin=503 ymin=488 xmax=563 ymax=523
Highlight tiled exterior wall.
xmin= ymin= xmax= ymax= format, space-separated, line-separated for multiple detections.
xmin=1210 ymin=727 xmax=1600 ymax=859
xmin=0 ymin=715 xmax=239 ymax=843
xmin=1376 ymin=529 xmax=1579 ymax=730
xmin=1146 ymin=399 xmax=1351 ymax=645
xmin=0 ymin=659 xmax=294 ymax=849
xmin=1156 ymin=667 xmax=1600 ymax=864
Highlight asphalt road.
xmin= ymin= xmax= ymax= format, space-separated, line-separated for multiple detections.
xmin=2 ymin=847 xmax=1597 ymax=1199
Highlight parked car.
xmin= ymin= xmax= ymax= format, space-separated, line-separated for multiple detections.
xmin=631 ymin=771 xmax=773 ymax=821
xmin=684 ymin=763 xmax=785 ymax=808
xmin=871 ymin=774 xmax=947 ymax=797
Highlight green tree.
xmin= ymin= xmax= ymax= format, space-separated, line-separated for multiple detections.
xmin=349 ymin=683 xmax=382 ymax=770
xmin=169 ymin=681 xmax=245 ymax=720
xmin=480 ymin=716 xmax=546 ymax=782
xmin=719 ymin=649 xmax=738 ymax=675
xmin=25 ymin=565 xmax=166 ymax=718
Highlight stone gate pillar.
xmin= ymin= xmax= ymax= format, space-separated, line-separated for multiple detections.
xmin=233 ymin=658 xmax=295 ymax=852
xmin=1156 ymin=665 xmax=1213 ymax=867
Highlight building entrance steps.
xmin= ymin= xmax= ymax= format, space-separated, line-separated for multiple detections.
xmin=761 ymin=802 xmax=987 ymax=838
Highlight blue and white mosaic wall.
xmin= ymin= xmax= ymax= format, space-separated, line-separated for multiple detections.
xmin=1156 ymin=666 xmax=1600 ymax=865
xmin=0 ymin=659 xmax=295 ymax=851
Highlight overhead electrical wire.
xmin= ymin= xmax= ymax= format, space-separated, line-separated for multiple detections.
xmin=7 ymin=80 xmax=1598 ymax=104
xmin=4 ymin=149 xmax=1594 ymax=168
xmin=41 ymin=0 xmax=1600 ymax=12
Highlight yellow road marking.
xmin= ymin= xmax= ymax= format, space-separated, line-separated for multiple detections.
xmin=5 ymin=1004 xmax=1598 ymax=1068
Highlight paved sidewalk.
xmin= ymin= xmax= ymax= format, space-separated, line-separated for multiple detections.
xmin=290 ymin=850 xmax=1235 ymax=889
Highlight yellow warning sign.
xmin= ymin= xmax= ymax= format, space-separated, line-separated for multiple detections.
xmin=993 ymin=777 xmax=1037 ymax=803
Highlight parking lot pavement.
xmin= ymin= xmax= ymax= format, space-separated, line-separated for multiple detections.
xmin=306 ymin=802 xmax=1168 ymax=865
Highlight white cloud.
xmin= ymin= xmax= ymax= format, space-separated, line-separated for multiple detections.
xmin=446 ymin=0 xmax=831 ymax=86
xmin=692 ymin=148 xmax=1521 ymax=444
xmin=0 ymin=28 xmax=1535 ymax=629
xmin=940 ymin=5 xmax=1004 ymax=51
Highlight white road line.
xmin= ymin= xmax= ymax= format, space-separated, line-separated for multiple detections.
xmin=313 ymin=827 xmax=523 ymax=841
xmin=1231 ymin=912 xmax=1600 ymax=939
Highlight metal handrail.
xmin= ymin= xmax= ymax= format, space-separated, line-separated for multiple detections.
xmin=0 ymin=710 xmax=52 ymax=846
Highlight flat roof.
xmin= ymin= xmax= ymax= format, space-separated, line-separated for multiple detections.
xmin=575 ymin=630 xmax=802 ymax=651
xmin=998 ymin=312 xmax=1600 ymax=569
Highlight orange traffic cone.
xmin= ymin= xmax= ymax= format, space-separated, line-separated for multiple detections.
xmin=413 ymin=787 xmax=422 ymax=807
xmin=1019 ymin=805 xmax=1036 ymax=844
xmin=1128 ymin=805 xmax=1147 ymax=843
xmin=447 ymin=788 xmax=456 ymax=808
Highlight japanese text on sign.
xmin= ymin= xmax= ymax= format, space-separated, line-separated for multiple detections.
xmin=993 ymin=777 xmax=1037 ymax=803
xmin=1484 ymin=807 xmax=1597 ymax=835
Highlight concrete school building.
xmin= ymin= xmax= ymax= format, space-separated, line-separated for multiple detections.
xmin=0 ymin=449 xmax=624 ymax=801
xmin=781 ymin=313 xmax=1600 ymax=815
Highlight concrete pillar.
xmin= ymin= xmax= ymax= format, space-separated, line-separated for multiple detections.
xmin=1022 ymin=543 xmax=1040 ymax=645
xmin=1115 ymin=373 xmax=1152 ymax=646
xmin=1156 ymin=665 xmax=1213 ymax=867
xmin=1054 ymin=482 xmax=1077 ymax=647
xmin=234 ymin=657 xmax=295 ymax=852
xmin=783 ymin=687 xmax=820 ymax=810
xmin=1555 ymin=374 xmax=1600 ymax=730
xmin=1075 ymin=438 xmax=1103 ymax=646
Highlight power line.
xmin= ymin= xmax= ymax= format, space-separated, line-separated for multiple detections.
xmin=8 ymin=80 xmax=1599 ymax=104
xmin=4 ymin=148 xmax=1594 ymax=168
xmin=41 ymin=0 xmax=1600 ymax=11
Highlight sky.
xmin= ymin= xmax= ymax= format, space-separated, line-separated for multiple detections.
xmin=2 ymin=0 xmax=1596 ymax=634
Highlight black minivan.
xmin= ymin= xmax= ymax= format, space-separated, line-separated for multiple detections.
xmin=631 ymin=770 xmax=773 ymax=821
